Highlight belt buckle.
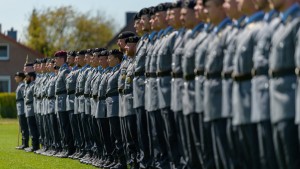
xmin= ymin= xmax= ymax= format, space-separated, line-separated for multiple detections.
xmin=251 ymin=69 xmax=256 ymax=77
xmin=295 ymin=68 xmax=300 ymax=76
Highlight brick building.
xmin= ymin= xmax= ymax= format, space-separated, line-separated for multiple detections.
xmin=0 ymin=28 xmax=43 ymax=92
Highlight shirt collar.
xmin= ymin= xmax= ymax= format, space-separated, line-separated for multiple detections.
xmin=59 ymin=63 xmax=68 ymax=71
xmin=245 ymin=11 xmax=265 ymax=25
xmin=157 ymin=29 xmax=165 ymax=38
xmin=163 ymin=26 xmax=173 ymax=36
xmin=280 ymin=3 xmax=300 ymax=23
xmin=191 ymin=22 xmax=205 ymax=37
xmin=213 ymin=17 xmax=232 ymax=33
xmin=264 ymin=10 xmax=278 ymax=22
xmin=112 ymin=63 xmax=121 ymax=72
xmin=149 ymin=31 xmax=157 ymax=42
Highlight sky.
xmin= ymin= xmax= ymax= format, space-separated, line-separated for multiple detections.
xmin=0 ymin=0 xmax=171 ymax=42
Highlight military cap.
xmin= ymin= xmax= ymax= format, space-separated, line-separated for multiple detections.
xmin=68 ymin=51 xmax=77 ymax=57
xmin=76 ymin=50 xmax=87 ymax=56
xmin=149 ymin=6 xmax=156 ymax=16
xmin=140 ymin=8 xmax=150 ymax=16
xmin=33 ymin=59 xmax=41 ymax=64
xmin=54 ymin=50 xmax=67 ymax=58
xmin=125 ymin=36 xmax=140 ymax=44
xmin=100 ymin=50 xmax=109 ymax=56
xmin=15 ymin=72 xmax=26 ymax=78
xmin=134 ymin=13 xmax=141 ymax=21
xmin=25 ymin=72 xmax=36 ymax=78
xmin=183 ymin=0 xmax=196 ymax=9
xmin=164 ymin=2 xmax=173 ymax=9
xmin=40 ymin=58 xmax=48 ymax=63
xmin=94 ymin=48 xmax=107 ymax=53
xmin=24 ymin=62 xmax=34 ymax=67
xmin=118 ymin=31 xmax=136 ymax=39
xmin=109 ymin=49 xmax=123 ymax=61
xmin=86 ymin=48 xmax=94 ymax=55
xmin=171 ymin=1 xmax=183 ymax=9
xmin=155 ymin=3 xmax=168 ymax=12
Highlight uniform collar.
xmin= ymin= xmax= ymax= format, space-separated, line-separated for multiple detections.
xmin=157 ymin=29 xmax=165 ymax=39
xmin=71 ymin=65 xmax=79 ymax=71
xmin=245 ymin=11 xmax=265 ymax=25
xmin=280 ymin=3 xmax=300 ymax=23
xmin=97 ymin=66 xmax=103 ymax=72
xmin=233 ymin=15 xmax=246 ymax=28
xmin=59 ymin=63 xmax=68 ymax=71
xmin=122 ymin=55 xmax=128 ymax=61
xmin=141 ymin=33 xmax=148 ymax=40
xmin=264 ymin=10 xmax=278 ymax=22
xmin=103 ymin=66 xmax=112 ymax=73
xmin=112 ymin=63 xmax=121 ymax=72
xmin=163 ymin=26 xmax=173 ymax=36
xmin=191 ymin=22 xmax=205 ymax=37
xmin=148 ymin=31 xmax=157 ymax=42
xmin=213 ymin=17 xmax=232 ymax=33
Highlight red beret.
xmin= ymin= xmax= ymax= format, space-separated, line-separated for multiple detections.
xmin=54 ymin=50 xmax=68 ymax=57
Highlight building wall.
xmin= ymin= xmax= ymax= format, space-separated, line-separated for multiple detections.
xmin=0 ymin=35 xmax=42 ymax=92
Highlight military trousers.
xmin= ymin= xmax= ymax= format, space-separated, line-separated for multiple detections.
xmin=161 ymin=108 xmax=182 ymax=167
xmin=57 ymin=111 xmax=74 ymax=152
xmin=226 ymin=118 xmax=242 ymax=169
xmin=43 ymin=114 xmax=52 ymax=148
xmin=273 ymin=119 xmax=300 ymax=169
xmin=123 ymin=114 xmax=139 ymax=162
xmin=211 ymin=118 xmax=233 ymax=169
xmin=234 ymin=123 xmax=260 ymax=169
xmin=35 ymin=114 xmax=44 ymax=146
xmin=147 ymin=110 xmax=170 ymax=169
xmin=18 ymin=114 xmax=29 ymax=147
xmin=135 ymin=107 xmax=151 ymax=168
xmin=50 ymin=113 xmax=61 ymax=150
xmin=92 ymin=116 xmax=103 ymax=156
xmin=27 ymin=115 xmax=40 ymax=149
xmin=184 ymin=113 xmax=203 ymax=169
xmin=256 ymin=121 xmax=278 ymax=169
xmin=108 ymin=116 xmax=125 ymax=159
xmin=68 ymin=111 xmax=82 ymax=149
xmin=98 ymin=117 xmax=113 ymax=159
xmin=80 ymin=113 xmax=93 ymax=152
xmin=174 ymin=111 xmax=188 ymax=168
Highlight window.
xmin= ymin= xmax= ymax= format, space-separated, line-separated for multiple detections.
xmin=0 ymin=44 xmax=9 ymax=60
xmin=0 ymin=76 xmax=11 ymax=92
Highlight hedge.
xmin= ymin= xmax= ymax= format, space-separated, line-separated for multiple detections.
xmin=0 ymin=93 xmax=17 ymax=118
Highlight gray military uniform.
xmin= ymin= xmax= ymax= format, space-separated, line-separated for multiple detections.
xmin=76 ymin=65 xmax=91 ymax=114
xmin=16 ymin=82 xmax=25 ymax=116
xmin=66 ymin=67 xmax=80 ymax=112
xmin=25 ymin=81 xmax=36 ymax=117
xmin=90 ymin=68 xmax=102 ymax=117
xmin=84 ymin=67 xmax=97 ymax=115
xmin=106 ymin=64 xmax=121 ymax=117
xmin=123 ymin=60 xmax=135 ymax=116
xmin=55 ymin=63 xmax=70 ymax=113
xmin=96 ymin=67 xmax=112 ymax=118
xmin=46 ymin=73 xmax=57 ymax=114
xmin=119 ymin=58 xmax=130 ymax=117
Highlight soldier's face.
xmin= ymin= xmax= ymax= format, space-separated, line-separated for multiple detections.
xmin=181 ymin=8 xmax=196 ymax=28
xmin=224 ymin=0 xmax=240 ymax=19
xmin=14 ymin=76 xmax=22 ymax=83
xmin=155 ymin=11 xmax=167 ymax=29
xmin=169 ymin=8 xmax=181 ymax=28
xmin=134 ymin=20 xmax=142 ymax=35
xmin=99 ymin=56 xmax=108 ymax=68
xmin=67 ymin=56 xmax=75 ymax=66
xmin=149 ymin=15 xmax=156 ymax=30
xmin=195 ymin=0 xmax=206 ymax=21
xmin=84 ymin=54 xmax=90 ymax=64
xmin=76 ymin=56 xmax=85 ymax=66
xmin=107 ymin=55 xmax=118 ymax=67
xmin=125 ymin=43 xmax=136 ymax=57
xmin=140 ymin=15 xmax=151 ymax=31
xmin=55 ymin=57 xmax=64 ymax=67
xmin=206 ymin=1 xmax=224 ymax=23
xmin=23 ymin=66 xmax=33 ymax=73
xmin=92 ymin=54 xmax=99 ymax=66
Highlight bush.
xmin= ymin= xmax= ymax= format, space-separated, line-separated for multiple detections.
xmin=0 ymin=93 xmax=17 ymax=118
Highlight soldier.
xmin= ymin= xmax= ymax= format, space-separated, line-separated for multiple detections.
xmin=96 ymin=50 xmax=114 ymax=168
xmin=251 ymin=0 xmax=279 ymax=168
xmin=270 ymin=0 xmax=300 ymax=169
xmin=222 ymin=0 xmax=245 ymax=168
xmin=15 ymin=72 xmax=29 ymax=150
xmin=104 ymin=49 xmax=125 ymax=169
xmin=54 ymin=50 xmax=74 ymax=158
xmin=122 ymin=36 xmax=140 ymax=169
xmin=65 ymin=51 xmax=81 ymax=158
xmin=232 ymin=0 xmax=265 ymax=168
xmin=24 ymin=72 xmax=40 ymax=152
xmin=45 ymin=60 xmax=62 ymax=156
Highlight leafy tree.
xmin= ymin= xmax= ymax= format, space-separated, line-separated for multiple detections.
xmin=25 ymin=6 xmax=115 ymax=56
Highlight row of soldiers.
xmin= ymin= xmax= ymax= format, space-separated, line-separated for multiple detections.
xmin=14 ymin=0 xmax=300 ymax=169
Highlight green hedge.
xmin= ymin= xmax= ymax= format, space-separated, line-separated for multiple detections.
xmin=0 ymin=93 xmax=17 ymax=118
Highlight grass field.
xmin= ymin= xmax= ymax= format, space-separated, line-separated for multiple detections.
xmin=0 ymin=119 xmax=96 ymax=169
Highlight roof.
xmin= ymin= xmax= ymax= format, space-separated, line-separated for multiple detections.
xmin=0 ymin=33 xmax=44 ymax=58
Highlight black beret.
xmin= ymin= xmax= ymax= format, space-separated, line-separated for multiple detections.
xmin=140 ymin=8 xmax=150 ymax=16
xmin=155 ymin=3 xmax=168 ymax=12
xmin=25 ymin=72 xmax=36 ymax=78
xmin=118 ymin=31 xmax=136 ymax=39
xmin=40 ymin=58 xmax=48 ymax=63
xmin=109 ymin=49 xmax=123 ymax=61
xmin=54 ymin=51 xmax=67 ymax=58
xmin=94 ymin=48 xmax=107 ymax=53
xmin=171 ymin=1 xmax=183 ymax=9
xmin=77 ymin=50 xmax=87 ymax=56
xmin=164 ymin=2 xmax=173 ymax=9
xmin=68 ymin=51 xmax=77 ymax=57
xmin=24 ymin=62 xmax=34 ymax=67
xmin=183 ymin=0 xmax=196 ymax=9
xmin=99 ymin=50 xmax=109 ymax=56
xmin=33 ymin=59 xmax=41 ymax=64
xmin=134 ymin=13 xmax=141 ymax=20
xmin=86 ymin=48 xmax=94 ymax=55
xmin=15 ymin=72 xmax=25 ymax=78
xmin=125 ymin=36 xmax=140 ymax=44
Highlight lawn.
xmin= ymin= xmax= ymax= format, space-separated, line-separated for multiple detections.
xmin=0 ymin=118 xmax=96 ymax=169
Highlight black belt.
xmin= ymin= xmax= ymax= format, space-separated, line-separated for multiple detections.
xmin=222 ymin=71 xmax=233 ymax=79
xmin=134 ymin=71 xmax=145 ymax=77
xmin=16 ymin=98 xmax=23 ymax=102
xmin=56 ymin=90 xmax=67 ymax=95
xmin=25 ymin=101 xmax=33 ymax=105
xmin=118 ymin=88 xmax=124 ymax=94
xmin=157 ymin=70 xmax=172 ymax=77
xmin=205 ymin=71 xmax=222 ymax=79
xmin=184 ymin=74 xmax=195 ymax=81
xmin=171 ymin=72 xmax=183 ymax=78
xmin=75 ymin=91 xmax=84 ymax=97
xmin=92 ymin=95 xmax=98 ymax=99
xmin=106 ymin=91 xmax=119 ymax=98
xmin=232 ymin=73 xmax=252 ymax=81
xmin=194 ymin=69 xmax=205 ymax=76
xmin=145 ymin=72 xmax=157 ymax=78
xmin=67 ymin=90 xmax=75 ymax=95
xmin=251 ymin=67 xmax=268 ymax=76
xmin=84 ymin=94 xmax=90 ymax=98
xmin=269 ymin=68 xmax=295 ymax=78
xmin=123 ymin=89 xmax=132 ymax=94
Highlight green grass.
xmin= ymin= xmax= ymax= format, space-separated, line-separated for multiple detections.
xmin=0 ymin=119 xmax=96 ymax=169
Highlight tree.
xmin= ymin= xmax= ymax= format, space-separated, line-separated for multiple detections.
xmin=25 ymin=6 xmax=115 ymax=56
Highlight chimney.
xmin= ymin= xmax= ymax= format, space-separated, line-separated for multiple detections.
xmin=126 ymin=12 xmax=137 ymax=25
xmin=0 ymin=24 xmax=2 ymax=33
xmin=7 ymin=27 xmax=17 ymax=41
